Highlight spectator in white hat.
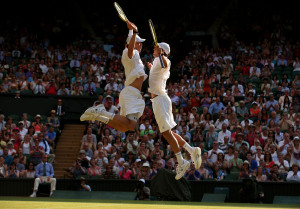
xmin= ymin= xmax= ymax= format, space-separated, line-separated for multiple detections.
xmin=81 ymin=21 xmax=148 ymax=134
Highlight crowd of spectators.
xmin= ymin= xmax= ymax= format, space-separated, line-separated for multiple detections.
xmin=0 ymin=99 xmax=63 ymax=179
xmin=1 ymin=1 xmax=300 ymax=185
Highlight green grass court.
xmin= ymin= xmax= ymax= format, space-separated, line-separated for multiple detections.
xmin=0 ymin=197 xmax=299 ymax=209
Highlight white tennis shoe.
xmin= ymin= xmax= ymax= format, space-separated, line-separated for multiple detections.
xmin=29 ymin=192 xmax=36 ymax=197
xmin=80 ymin=104 xmax=105 ymax=121
xmin=80 ymin=113 xmax=98 ymax=122
xmin=191 ymin=147 xmax=202 ymax=169
xmin=175 ymin=160 xmax=190 ymax=180
xmin=84 ymin=104 xmax=106 ymax=115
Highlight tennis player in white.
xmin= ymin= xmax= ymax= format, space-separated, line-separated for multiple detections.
xmin=147 ymin=43 xmax=202 ymax=180
xmin=80 ymin=21 xmax=147 ymax=133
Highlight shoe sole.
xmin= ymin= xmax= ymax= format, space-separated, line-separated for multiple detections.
xmin=193 ymin=147 xmax=202 ymax=169
xmin=175 ymin=161 xmax=190 ymax=180
xmin=85 ymin=104 xmax=104 ymax=114
xmin=80 ymin=113 xmax=95 ymax=122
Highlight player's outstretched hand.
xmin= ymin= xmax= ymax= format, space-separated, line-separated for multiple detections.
xmin=127 ymin=21 xmax=138 ymax=32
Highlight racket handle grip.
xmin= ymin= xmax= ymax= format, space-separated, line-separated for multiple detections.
xmin=159 ymin=55 xmax=165 ymax=68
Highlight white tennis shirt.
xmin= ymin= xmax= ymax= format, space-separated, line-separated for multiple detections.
xmin=149 ymin=57 xmax=171 ymax=96
xmin=121 ymin=48 xmax=147 ymax=87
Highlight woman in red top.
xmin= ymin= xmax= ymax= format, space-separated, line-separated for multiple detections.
xmin=202 ymin=74 xmax=211 ymax=93
xmin=246 ymin=124 xmax=256 ymax=146
xmin=261 ymin=107 xmax=269 ymax=122
xmin=249 ymin=102 xmax=260 ymax=117
xmin=264 ymin=151 xmax=275 ymax=170
xmin=87 ymin=158 xmax=102 ymax=177
xmin=120 ymin=162 xmax=133 ymax=180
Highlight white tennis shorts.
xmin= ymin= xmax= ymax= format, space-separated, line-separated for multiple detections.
xmin=151 ymin=94 xmax=177 ymax=133
xmin=119 ymin=86 xmax=145 ymax=119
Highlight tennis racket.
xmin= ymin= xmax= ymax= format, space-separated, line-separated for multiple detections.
xmin=114 ymin=2 xmax=128 ymax=22
xmin=149 ymin=19 xmax=165 ymax=68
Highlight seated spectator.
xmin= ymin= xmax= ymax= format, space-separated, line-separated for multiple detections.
xmin=245 ymin=152 xmax=258 ymax=172
xmin=69 ymin=159 xmax=87 ymax=179
xmin=84 ymin=79 xmax=96 ymax=96
xmin=239 ymin=160 xmax=253 ymax=180
xmin=37 ymin=133 xmax=55 ymax=164
xmin=278 ymin=113 xmax=293 ymax=132
xmin=208 ymin=141 xmax=223 ymax=163
xmin=185 ymin=163 xmax=201 ymax=180
xmin=254 ymin=166 xmax=267 ymax=182
xmin=275 ymin=153 xmax=289 ymax=177
xmin=286 ymin=164 xmax=300 ymax=182
xmin=208 ymin=96 xmax=225 ymax=116
xmin=45 ymin=79 xmax=58 ymax=95
xmin=6 ymin=162 xmax=20 ymax=178
xmin=95 ymin=150 xmax=108 ymax=173
xmin=206 ymin=124 xmax=218 ymax=150
xmin=212 ymin=164 xmax=224 ymax=181
xmin=136 ymin=162 xmax=151 ymax=180
xmin=33 ymin=79 xmax=45 ymax=94
xmin=46 ymin=110 xmax=60 ymax=132
xmin=120 ymin=162 xmax=133 ymax=180
xmin=150 ymin=159 xmax=164 ymax=180
xmin=250 ymin=139 xmax=261 ymax=155
xmin=94 ymin=142 xmax=108 ymax=158
xmin=102 ymin=136 xmax=113 ymax=156
xmin=45 ymin=125 xmax=56 ymax=149
xmin=1 ymin=147 xmax=13 ymax=167
xmin=18 ymin=121 xmax=28 ymax=140
xmin=218 ymin=123 xmax=231 ymax=144
xmin=77 ymin=150 xmax=90 ymax=168
xmin=234 ymin=133 xmax=249 ymax=152
xmin=57 ymin=83 xmax=69 ymax=95
xmin=102 ymin=164 xmax=119 ymax=179
xmin=82 ymin=127 xmax=97 ymax=145
xmin=32 ymin=115 xmax=43 ymax=133
xmin=236 ymin=100 xmax=249 ymax=118
xmin=214 ymin=113 xmax=229 ymax=131
xmin=81 ymin=143 xmax=94 ymax=159
xmin=113 ymin=149 xmax=125 ymax=172
xmin=198 ymin=162 xmax=209 ymax=179
xmin=136 ymin=141 xmax=150 ymax=160
xmin=81 ymin=136 xmax=96 ymax=152
xmin=30 ymin=154 xmax=56 ymax=197
xmin=268 ymin=164 xmax=283 ymax=182
xmin=0 ymin=156 xmax=6 ymax=178
xmin=87 ymin=158 xmax=102 ymax=177
xmin=229 ymin=150 xmax=243 ymax=175
xmin=249 ymin=102 xmax=260 ymax=117
xmin=165 ymin=159 xmax=175 ymax=171
xmin=11 ymin=127 xmax=22 ymax=151
xmin=24 ymin=162 xmax=36 ymax=178
xmin=290 ymin=136 xmax=300 ymax=166
xmin=7 ymin=141 xmax=17 ymax=157
xmin=20 ymin=134 xmax=32 ymax=158
xmin=132 ymin=158 xmax=142 ymax=178
xmin=13 ymin=156 xmax=25 ymax=177
xmin=30 ymin=137 xmax=44 ymax=166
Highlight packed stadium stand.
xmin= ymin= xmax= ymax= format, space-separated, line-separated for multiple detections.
xmin=0 ymin=0 xmax=300 ymax=203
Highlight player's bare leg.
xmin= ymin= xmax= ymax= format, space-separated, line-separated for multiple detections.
xmin=172 ymin=132 xmax=202 ymax=169
xmin=162 ymin=130 xmax=190 ymax=180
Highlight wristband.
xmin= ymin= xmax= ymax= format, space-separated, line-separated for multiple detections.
xmin=133 ymin=31 xmax=139 ymax=34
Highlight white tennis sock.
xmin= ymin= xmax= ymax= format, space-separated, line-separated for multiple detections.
xmin=100 ymin=111 xmax=115 ymax=120
xmin=183 ymin=142 xmax=193 ymax=154
xmin=175 ymin=152 xmax=184 ymax=165
xmin=97 ymin=116 xmax=110 ymax=124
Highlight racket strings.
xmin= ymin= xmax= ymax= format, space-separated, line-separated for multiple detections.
xmin=114 ymin=3 xmax=127 ymax=21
